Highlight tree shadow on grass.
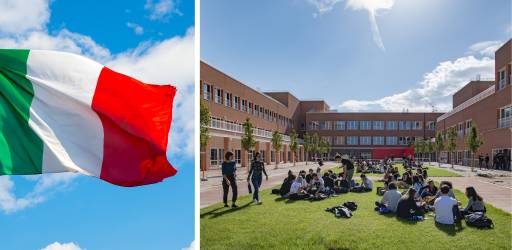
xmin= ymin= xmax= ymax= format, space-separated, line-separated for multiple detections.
xmin=203 ymin=202 xmax=253 ymax=219
xmin=435 ymin=221 xmax=464 ymax=236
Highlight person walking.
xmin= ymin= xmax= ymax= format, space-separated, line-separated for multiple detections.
xmin=341 ymin=154 xmax=355 ymax=188
xmin=247 ymin=152 xmax=268 ymax=204
xmin=484 ymin=154 xmax=490 ymax=170
xmin=222 ymin=151 xmax=238 ymax=208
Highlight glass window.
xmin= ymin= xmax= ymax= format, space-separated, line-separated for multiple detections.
xmin=499 ymin=70 xmax=506 ymax=90
xmin=309 ymin=121 xmax=319 ymax=130
xmin=386 ymin=121 xmax=397 ymax=130
xmin=399 ymin=121 xmax=411 ymax=130
xmin=224 ymin=92 xmax=232 ymax=107
xmin=347 ymin=121 xmax=358 ymax=130
xmin=412 ymin=121 xmax=422 ymax=130
xmin=347 ymin=136 xmax=358 ymax=145
xmin=360 ymin=121 xmax=371 ymax=130
xmin=210 ymin=148 xmax=218 ymax=166
xmin=235 ymin=149 xmax=241 ymax=164
xmin=334 ymin=136 xmax=344 ymax=145
xmin=373 ymin=136 xmax=384 ymax=145
xmin=386 ymin=136 xmax=397 ymax=145
xmin=373 ymin=121 xmax=384 ymax=130
xmin=334 ymin=121 xmax=345 ymax=130
xmin=319 ymin=121 xmax=332 ymax=130
xmin=214 ymin=88 xmax=222 ymax=104
xmin=426 ymin=121 xmax=436 ymax=130
xmin=360 ymin=136 xmax=371 ymax=145
xmin=203 ymin=83 xmax=211 ymax=101
xmin=233 ymin=96 xmax=240 ymax=110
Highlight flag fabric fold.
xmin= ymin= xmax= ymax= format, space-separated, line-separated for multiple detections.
xmin=0 ymin=49 xmax=177 ymax=187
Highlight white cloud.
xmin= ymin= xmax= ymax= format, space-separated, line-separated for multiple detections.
xmin=40 ymin=242 xmax=83 ymax=250
xmin=0 ymin=173 xmax=77 ymax=213
xmin=126 ymin=22 xmax=144 ymax=35
xmin=468 ymin=40 xmax=503 ymax=57
xmin=307 ymin=0 xmax=342 ymax=16
xmin=339 ymin=41 xmax=498 ymax=112
xmin=145 ymin=0 xmax=182 ymax=21
xmin=0 ymin=0 xmax=50 ymax=34
xmin=181 ymin=240 xmax=195 ymax=250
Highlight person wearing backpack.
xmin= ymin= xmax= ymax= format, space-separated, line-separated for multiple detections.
xmin=341 ymin=155 xmax=355 ymax=189
xmin=461 ymin=186 xmax=485 ymax=216
xmin=247 ymin=152 xmax=268 ymax=204
xmin=433 ymin=185 xmax=459 ymax=224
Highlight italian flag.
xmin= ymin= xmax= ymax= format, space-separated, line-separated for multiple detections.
xmin=0 ymin=49 xmax=177 ymax=187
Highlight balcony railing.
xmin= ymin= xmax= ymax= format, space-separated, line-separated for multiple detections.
xmin=499 ymin=117 xmax=512 ymax=128
xmin=209 ymin=118 xmax=294 ymax=142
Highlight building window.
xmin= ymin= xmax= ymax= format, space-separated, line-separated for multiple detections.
xmin=334 ymin=121 xmax=345 ymax=130
xmin=399 ymin=136 xmax=410 ymax=145
xmin=319 ymin=121 xmax=332 ymax=130
xmin=210 ymin=148 xmax=219 ymax=166
xmin=248 ymin=102 xmax=253 ymax=114
xmin=458 ymin=122 xmax=464 ymax=137
xmin=373 ymin=136 xmax=384 ymax=145
xmin=426 ymin=121 xmax=436 ymax=130
xmin=360 ymin=121 xmax=371 ymax=130
xmin=399 ymin=121 xmax=411 ymax=130
xmin=224 ymin=92 xmax=232 ymax=107
xmin=373 ymin=121 xmax=384 ymax=130
xmin=254 ymin=105 xmax=259 ymax=116
xmin=259 ymin=107 xmax=264 ymax=118
xmin=235 ymin=149 xmax=241 ymax=164
xmin=360 ymin=136 xmax=371 ymax=145
xmin=412 ymin=121 xmax=422 ymax=130
xmin=347 ymin=136 xmax=358 ymax=145
xmin=386 ymin=136 xmax=397 ymax=145
xmin=465 ymin=120 xmax=472 ymax=134
xmin=214 ymin=88 xmax=222 ymax=104
xmin=386 ymin=121 xmax=397 ymax=130
xmin=309 ymin=121 xmax=319 ymax=130
xmin=241 ymin=99 xmax=247 ymax=112
xmin=499 ymin=69 xmax=506 ymax=90
xmin=334 ymin=136 xmax=344 ymax=145
xmin=233 ymin=96 xmax=240 ymax=110
xmin=203 ymin=83 xmax=212 ymax=101
xmin=347 ymin=120 xmax=358 ymax=130
xmin=499 ymin=106 xmax=512 ymax=128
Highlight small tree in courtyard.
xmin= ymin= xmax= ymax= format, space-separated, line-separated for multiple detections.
xmin=435 ymin=131 xmax=445 ymax=167
xmin=200 ymin=101 xmax=211 ymax=180
xmin=413 ymin=138 xmax=425 ymax=163
xmin=304 ymin=133 xmax=312 ymax=165
xmin=466 ymin=124 xmax=483 ymax=172
xmin=241 ymin=118 xmax=256 ymax=169
xmin=319 ymin=139 xmax=331 ymax=160
xmin=289 ymin=130 xmax=298 ymax=166
xmin=425 ymin=139 xmax=434 ymax=165
xmin=446 ymin=127 xmax=458 ymax=168
xmin=311 ymin=133 xmax=320 ymax=161
xmin=271 ymin=130 xmax=283 ymax=169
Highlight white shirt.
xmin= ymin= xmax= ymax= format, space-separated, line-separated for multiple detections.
xmin=381 ymin=189 xmax=402 ymax=212
xmin=289 ymin=181 xmax=302 ymax=194
xmin=434 ymin=195 xmax=458 ymax=224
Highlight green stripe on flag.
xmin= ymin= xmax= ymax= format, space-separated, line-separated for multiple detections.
xmin=0 ymin=49 xmax=43 ymax=174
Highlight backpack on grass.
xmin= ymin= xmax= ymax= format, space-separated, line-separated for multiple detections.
xmin=343 ymin=201 xmax=358 ymax=211
xmin=465 ymin=212 xmax=494 ymax=229
xmin=325 ymin=205 xmax=352 ymax=218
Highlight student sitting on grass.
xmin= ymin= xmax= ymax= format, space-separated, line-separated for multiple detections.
xmin=322 ymin=172 xmax=335 ymax=192
xmin=375 ymin=182 xmax=401 ymax=213
xmin=412 ymin=175 xmax=423 ymax=197
xmin=392 ymin=167 xmax=400 ymax=181
xmin=288 ymin=176 xmax=309 ymax=200
xmin=308 ymin=173 xmax=325 ymax=195
xmin=420 ymin=180 xmax=438 ymax=199
xmin=352 ymin=174 xmax=373 ymax=192
xmin=272 ymin=170 xmax=295 ymax=196
xmin=461 ymin=186 xmax=485 ymax=216
xmin=435 ymin=181 xmax=456 ymax=199
xmin=433 ymin=184 xmax=460 ymax=225
xmin=396 ymin=188 xmax=425 ymax=220
xmin=305 ymin=169 xmax=314 ymax=184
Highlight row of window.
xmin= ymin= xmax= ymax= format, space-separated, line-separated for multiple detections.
xmin=309 ymin=120 xmax=435 ymax=131
xmin=320 ymin=136 xmax=418 ymax=146
xmin=203 ymin=83 xmax=293 ymax=128
xmin=209 ymin=148 xmax=303 ymax=166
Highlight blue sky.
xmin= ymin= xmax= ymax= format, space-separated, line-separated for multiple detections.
xmin=0 ymin=1 xmax=194 ymax=250
xmin=201 ymin=0 xmax=511 ymax=112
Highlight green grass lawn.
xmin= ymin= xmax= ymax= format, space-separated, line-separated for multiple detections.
xmin=201 ymin=182 xmax=511 ymax=250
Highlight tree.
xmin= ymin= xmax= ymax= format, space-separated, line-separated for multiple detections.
xmin=289 ymin=130 xmax=298 ymax=166
xmin=425 ymin=139 xmax=434 ymax=165
xmin=413 ymin=138 xmax=425 ymax=163
xmin=271 ymin=130 xmax=283 ymax=169
xmin=241 ymin=118 xmax=256 ymax=169
xmin=303 ymin=132 xmax=312 ymax=165
xmin=434 ymin=131 xmax=445 ymax=167
xmin=446 ymin=127 xmax=458 ymax=168
xmin=200 ymin=101 xmax=211 ymax=180
xmin=318 ymin=139 xmax=331 ymax=160
xmin=311 ymin=133 xmax=320 ymax=160
xmin=465 ymin=124 xmax=483 ymax=172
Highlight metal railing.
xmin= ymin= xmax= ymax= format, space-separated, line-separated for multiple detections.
xmin=209 ymin=118 xmax=294 ymax=142
xmin=499 ymin=116 xmax=512 ymax=128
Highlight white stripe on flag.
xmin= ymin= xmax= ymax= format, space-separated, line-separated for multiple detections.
xmin=26 ymin=50 xmax=105 ymax=176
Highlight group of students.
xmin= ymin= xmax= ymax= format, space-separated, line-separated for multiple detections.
xmin=376 ymin=180 xmax=485 ymax=225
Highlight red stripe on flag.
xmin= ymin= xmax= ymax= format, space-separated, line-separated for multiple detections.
xmin=92 ymin=67 xmax=177 ymax=186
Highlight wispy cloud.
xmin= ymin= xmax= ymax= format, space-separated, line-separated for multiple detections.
xmin=40 ymin=242 xmax=83 ymax=250
xmin=339 ymin=41 xmax=499 ymax=112
xmin=145 ymin=0 xmax=182 ymax=21
xmin=181 ymin=240 xmax=195 ymax=250
xmin=307 ymin=0 xmax=394 ymax=50
xmin=0 ymin=173 xmax=78 ymax=213
xmin=0 ymin=0 xmax=50 ymax=34
xmin=126 ymin=22 xmax=144 ymax=35
xmin=467 ymin=40 xmax=503 ymax=57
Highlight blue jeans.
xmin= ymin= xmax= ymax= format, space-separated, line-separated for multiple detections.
xmin=251 ymin=175 xmax=262 ymax=201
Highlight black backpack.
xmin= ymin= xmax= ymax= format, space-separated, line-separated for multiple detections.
xmin=343 ymin=201 xmax=358 ymax=211
xmin=465 ymin=212 xmax=494 ymax=229
xmin=325 ymin=205 xmax=352 ymax=218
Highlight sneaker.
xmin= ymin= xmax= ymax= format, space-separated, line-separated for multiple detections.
xmin=224 ymin=203 xmax=229 ymax=208
xmin=257 ymin=200 xmax=262 ymax=204
xmin=231 ymin=204 xmax=238 ymax=208
xmin=253 ymin=199 xmax=258 ymax=203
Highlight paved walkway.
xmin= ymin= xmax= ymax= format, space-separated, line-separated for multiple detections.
xmin=200 ymin=161 xmax=338 ymax=208
xmin=200 ymin=161 xmax=512 ymax=213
